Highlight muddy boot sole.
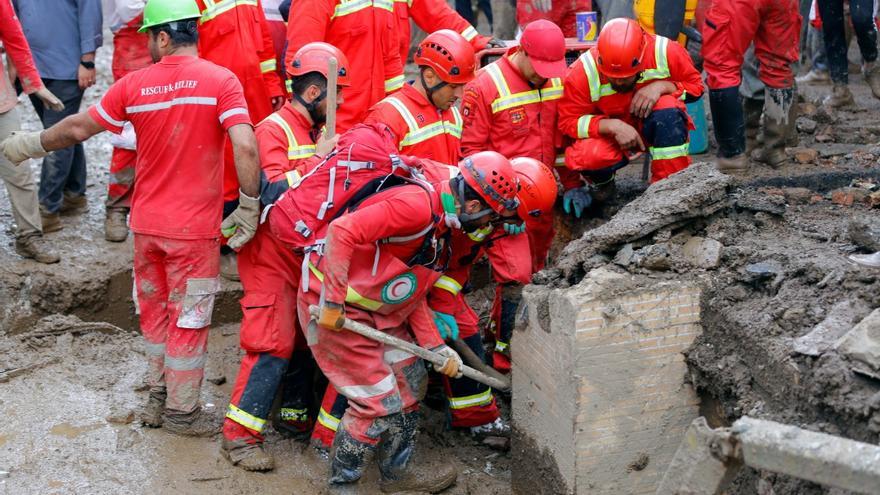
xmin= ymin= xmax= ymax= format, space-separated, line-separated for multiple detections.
xmin=163 ymin=410 xmax=220 ymax=438
xmin=220 ymin=439 xmax=275 ymax=472
xmin=140 ymin=389 xmax=166 ymax=427
xmin=379 ymin=466 xmax=457 ymax=494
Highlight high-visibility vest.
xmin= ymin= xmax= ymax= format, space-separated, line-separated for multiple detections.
xmin=484 ymin=63 xmax=563 ymax=114
xmin=382 ymin=96 xmax=463 ymax=150
xmin=261 ymin=112 xmax=316 ymax=186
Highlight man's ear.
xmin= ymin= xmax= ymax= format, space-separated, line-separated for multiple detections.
xmin=464 ymin=199 xmax=483 ymax=214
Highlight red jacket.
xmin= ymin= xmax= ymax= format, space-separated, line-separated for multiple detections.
xmin=558 ymin=34 xmax=703 ymax=142
xmin=0 ymin=0 xmax=44 ymax=113
xmin=285 ymin=0 xmax=403 ymax=133
xmin=365 ymin=83 xmax=462 ymax=165
xmin=255 ymin=102 xmax=323 ymax=204
xmin=111 ymin=15 xmax=151 ymax=81
xmin=394 ymin=0 xmax=489 ymax=66
xmin=460 ymin=51 xmax=581 ymax=186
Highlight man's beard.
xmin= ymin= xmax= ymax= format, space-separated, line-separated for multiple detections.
xmin=610 ymin=80 xmax=637 ymax=93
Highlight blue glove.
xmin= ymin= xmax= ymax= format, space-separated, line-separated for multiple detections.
xmin=563 ymin=187 xmax=592 ymax=219
xmin=503 ymin=221 xmax=526 ymax=235
xmin=433 ymin=311 xmax=459 ymax=341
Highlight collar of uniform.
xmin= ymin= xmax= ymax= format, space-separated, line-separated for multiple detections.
xmin=499 ymin=51 xmax=528 ymax=86
xmin=280 ymin=100 xmax=317 ymax=132
xmin=400 ymin=82 xmax=437 ymax=112
xmin=159 ymin=54 xmax=198 ymax=66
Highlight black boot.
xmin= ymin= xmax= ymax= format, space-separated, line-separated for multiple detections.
xmin=329 ymin=426 xmax=377 ymax=486
xmin=274 ymin=350 xmax=317 ymax=441
xmin=709 ymin=87 xmax=748 ymax=173
xmin=378 ymin=412 xmax=457 ymax=494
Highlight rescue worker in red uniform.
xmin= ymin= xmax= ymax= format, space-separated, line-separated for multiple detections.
xmin=559 ymin=18 xmax=703 ymax=217
xmin=195 ymin=0 xmax=286 ymax=280
xmin=285 ymin=0 xmax=403 ymax=133
xmin=105 ymin=2 xmax=153 ymax=243
xmin=701 ymin=0 xmax=800 ymax=173
xmin=220 ymin=43 xmax=350 ymax=472
xmin=516 ymin=0 xmax=593 ymax=37
xmin=365 ymin=30 xmax=475 ymax=165
xmin=460 ymin=19 xmax=569 ymax=372
xmin=307 ymin=151 xmax=520 ymax=491
xmin=1 ymin=0 xmax=261 ymax=436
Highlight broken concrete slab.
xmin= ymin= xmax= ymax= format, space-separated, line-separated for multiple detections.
xmin=819 ymin=143 xmax=863 ymax=158
xmin=633 ymin=243 xmax=673 ymax=271
xmin=682 ymin=237 xmax=723 ymax=269
xmin=735 ymin=191 xmax=787 ymax=216
xmin=792 ymin=300 xmax=873 ymax=357
xmin=555 ymin=162 xmax=732 ymax=280
xmin=836 ymin=309 xmax=880 ymax=372
xmin=796 ymin=117 xmax=818 ymax=134
xmin=849 ymin=217 xmax=880 ymax=252
xmin=613 ymin=243 xmax=635 ymax=267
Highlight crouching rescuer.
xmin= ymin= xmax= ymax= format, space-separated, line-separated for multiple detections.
xmin=0 ymin=0 xmax=261 ymax=436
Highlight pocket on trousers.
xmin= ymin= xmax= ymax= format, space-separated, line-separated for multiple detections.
xmin=239 ymin=292 xmax=279 ymax=353
xmin=177 ymin=277 xmax=220 ymax=329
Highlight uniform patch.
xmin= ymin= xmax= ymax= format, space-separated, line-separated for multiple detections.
xmin=510 ymin=107 xmax=526 ymax=125
xmin=416 ymin=114 xmax=425 ymax=124
xmin=381 ymin=273 xmax=417 ymax=304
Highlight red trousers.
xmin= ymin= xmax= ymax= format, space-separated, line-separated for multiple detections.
xmin=134 ymin=234 xmax=220 ymax=413
xmin=702 ymin=0 xmax=801 ymax=89
xmin=223 ymin=226 xmax=309 ymax=442
xmin=565 ymin=95 xmax=692 ymax=183
xmin=107 ymin=147 xmax=136 ymax=210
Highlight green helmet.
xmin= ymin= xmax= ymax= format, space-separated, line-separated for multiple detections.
xmin=139 ymin=0 xmax=202 ymax=33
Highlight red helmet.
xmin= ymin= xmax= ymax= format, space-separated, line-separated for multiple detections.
xmin=458 ymin=151 xmax=520 ymax=214
xmin=596 ymin=18 xmax=647 ymax=78
xmin=289 ymin=42 xmax=351 ymax=87
xmin=414 ymin=30 xmax=476 ymax=84
xmin=511 ymin=157 xmax=558 ymax=219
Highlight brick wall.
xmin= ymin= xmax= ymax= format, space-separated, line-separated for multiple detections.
xmin=513 ymin=269 xmax=702 ymax=494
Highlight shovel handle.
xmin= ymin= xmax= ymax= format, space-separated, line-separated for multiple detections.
xmin=325 ymin=57 xmax=338 ymax=138
xmin=308 ymin=305 xmax=510 ymax=391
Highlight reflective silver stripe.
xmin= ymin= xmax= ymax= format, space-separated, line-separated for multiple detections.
xmin=384 ymin=223 xmax=432 ymax=243
xmin=333 ymin=0 xmax=371 ymax=18
xmin=580 ymin=51 xmax=601 ymax=102
xmin=384 ymin=74 xmax=405 ymax=93
xmin=577 ymin=115 xmax=593 ymax=139
xmin=650 ymin=143 xmax=689 ymax=160
xmin=317 ymin=407 xmax=340 ymax=431
xmin=373 ymin=0 xmax=393 ymax=11
xmin=219 ymin=107 xmax=248 ymax=123
xmin=337 ymin=373 xmax=396 ymax=399
xmin=461 ymin=26 xmax=478 ymax=41
xmin=260 ymin=58 xmax=277 ymax=73
xmin=433 ymin=275 xmax=462 ymax=295
xmin=226 ymin=403 xmax=266 ymax=432
xmin=202 ymin=0 xmax=258 ymax=20
xmin=144 ymin=341 xmax=166 ymax=356
xmin=639 ymin=36 xmax=671 ymax=83
xmin=263 ymin=8 xmax=284 ymax=21
xmin=384 ymin=349 xmax=414 ymax=364
xmin=448 ymin=388 xmax=493 ymax=409
xmin=165 ymin=354 xmax=207 ymax=371
xmin=125 ymin=97 xmax=217 ymax=114
xmin=96 ymin=102 xmax=125 ymax=128
xmin=494 ymin=340 xmax=508 ymax=352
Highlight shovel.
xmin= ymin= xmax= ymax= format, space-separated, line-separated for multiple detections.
xmin=325 ymin=57 xmax=338 ymax=139
xmin=309 ymin=305 xmax=511 ymax=391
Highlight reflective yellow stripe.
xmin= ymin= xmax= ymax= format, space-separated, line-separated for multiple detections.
xmin=260 ymin=58 xmax=277 ymax=74
xmin=494 ymin=340 xmax=508 ymax=353
xmin=461 ymin=25 xmax=478 ymax=41
xmin=433 ymin=275 xmax=462 ymax=295
xmin=466 ymin=225 xmax=493 ymax=242
xmin=333 ymin=0 xmax=372 ymax=17
xmin=650 ymin=143 xmax=689 ymax=160
xmin=308 ymin=262 xmax=383 ymax=311
xmin=577 ymin=114 xmax=594 ymax=139
xmin=201 ymin=0 xmax=258 ymax=21
xmin=385 ymin=74 xmax=405 ymax=93
xmin=485 ymin=63 xmax=511 ymax=97
xmin=580 ymin=51 xmax=616 ymax=102
xmin=541 ymin=78 xmax=564 ymax=101
xmin=449 ymin=389 xmax=493 ymax=409
xmin=384 ymin=96 xmax=461 ymax=148
xmin=285 ymin=79 xmax=292 ymax=93
xmin=487 ymin=64 xmax=563 ymax=113
xmin=226 ymin=403 xmax=266 ymax=432
xmin=555 ymin=154 xmax=565 ymax=167
xmin=373 ymin=0 xmax=394 ymax=11
xmin=316 ymin=407 xmax=340 ymax=431
xmin=285 ymin=170 xmax=303 ymax=187
xmin=280 ymin=407 xmax=309 ymax=422
xmin=639 ymin=36 xmax=671 ymax=83
xmin=265 ymin=114 xmax=316 ymax=161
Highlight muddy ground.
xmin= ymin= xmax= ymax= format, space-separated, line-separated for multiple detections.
xmin=1 ymin=35 xmax=880 ymax=495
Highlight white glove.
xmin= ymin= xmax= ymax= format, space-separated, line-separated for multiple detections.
xmin=431 ymin=344 xmax=463 ymax=378
xmin=1 ymin=131 xmax=47 ymax=165
xmin=221 ymin=190 xmax=261 ymax=249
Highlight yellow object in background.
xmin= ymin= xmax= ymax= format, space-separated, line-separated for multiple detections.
xmin=633 ymin=0 xmax=697 ymax=46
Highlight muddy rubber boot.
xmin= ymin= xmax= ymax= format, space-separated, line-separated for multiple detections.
xmin=378 ymin=412 xmax=457 ymax=494
xmin=163 ymin=407 xmax=220 ymax=437
xmin=14 ymin=234 xmax=59 ymax=264
xmin=709 ymin=87 xmax=749 ymax=174
xmin=823 ymin=83 xmax=855 ymax=108
xmin=140 ymin=387 xmax=167 ymax=427
xmin=220 ymin=251 xmax=240 ymax=281
xmin=104 ymin=209 xmax=129 ymax=242
xmin=329 ymin=428 xmax=378 ymax=487
xmin=40 ymin=207 xmax=62 ymax=233
xmin=220 ymin=437 xmax=275 ymax=471
xmin=865 ymin=62 xmax=880 ymax=100
xmin=59 ymin=192 xmax=88 ymax=215
xmin=785 ymin=86 xmax=800 ymax=148
xmin=743 ymin=96 xmax=764 ymax=153
xmin=470 ymin=417 xmax=511 ymax=439
xmin=752 ymin=87 xmax=792 ymax=169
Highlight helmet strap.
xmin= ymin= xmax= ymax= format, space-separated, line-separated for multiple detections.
xmin=293 ymin=86 xmax=327 ymax=126
xmin=419 ymin=69 xmax=447 ymax=107
xmin=452 ymin=175 xmax=493 ymax=224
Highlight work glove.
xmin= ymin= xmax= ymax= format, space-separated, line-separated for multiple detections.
xmin=503 ymin=221 xmax=526 ymax=235
xmin=430 ymin=344 xmax=463 ymax=378
xmin=221 ymin=190 xmax=261 ymax=249
xmin=34 ymin=87 xmax=65 ymax=112
xmin=563 ymin=187 xmax=592 ymax=219
xmin=317 ymin=301 xmax=345 ymax=330
xmin=433 ymin=311 xmax=459 ymax=341
xmin=486 ymin=37 xmax=506 ymax=48
xmin=0 ymin=131 xmax=47 ymax=165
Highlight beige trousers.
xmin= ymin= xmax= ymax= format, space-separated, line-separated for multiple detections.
xmin=0 ymin=106 xmax=42 ymax=238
